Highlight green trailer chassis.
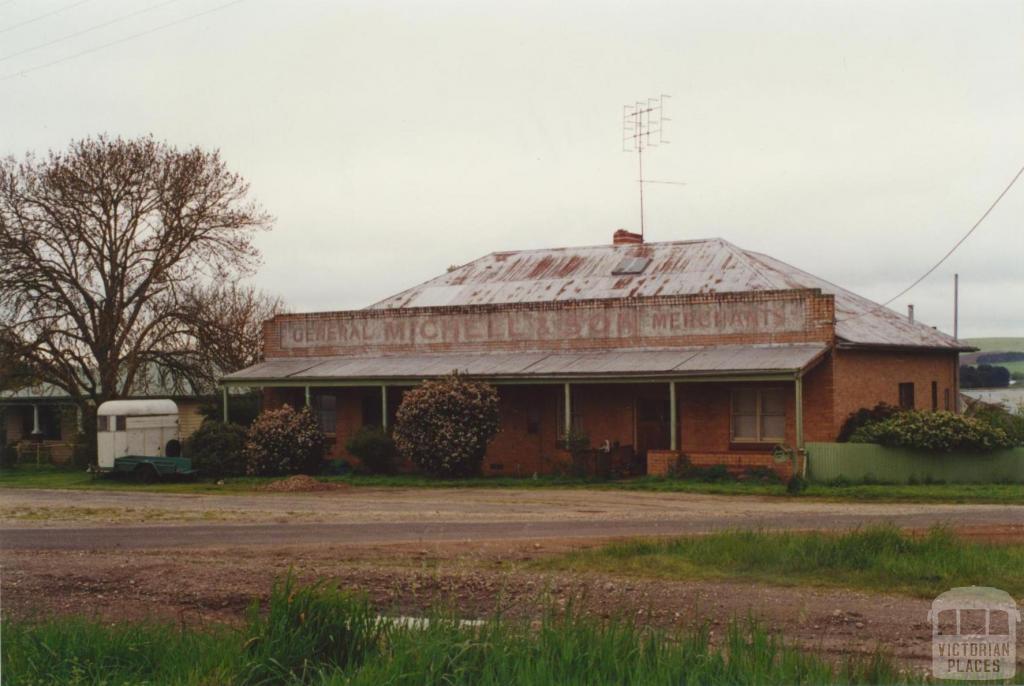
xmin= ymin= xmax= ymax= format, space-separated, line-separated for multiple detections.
xmin=108 ymin=456 xmax=196 ymax=481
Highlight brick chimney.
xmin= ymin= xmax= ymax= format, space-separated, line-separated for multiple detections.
xmin=613 ymin=229 xmax=643 ymax=245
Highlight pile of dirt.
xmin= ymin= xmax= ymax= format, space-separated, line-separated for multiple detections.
xmin=258 ymin=475 xmax=348 ymax=493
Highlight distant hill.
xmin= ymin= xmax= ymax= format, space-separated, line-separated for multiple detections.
xmin=966 ymin=337 xmax=1024 ymax=353
xmin=964 ymin=338 xmax=1024 ymax=376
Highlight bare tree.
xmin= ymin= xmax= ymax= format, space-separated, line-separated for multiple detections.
xmin=177 ymin=282 xmax=286 ymax=391
xmin=0 ymin=135 xmax=273 ymax=416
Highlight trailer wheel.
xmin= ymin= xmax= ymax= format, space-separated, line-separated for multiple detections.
xmin=134 ymin=464 xmax=158 ymax=484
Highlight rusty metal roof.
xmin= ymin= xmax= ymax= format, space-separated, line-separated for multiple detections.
xmin=368 ymin=238 xmax=966 ymax=350
xmin=224 ymin=343 xmax=827 ymax=384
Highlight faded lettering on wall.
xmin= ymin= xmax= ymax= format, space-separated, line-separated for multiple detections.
xmin=278 ymin=299 xmax=810 ymax=352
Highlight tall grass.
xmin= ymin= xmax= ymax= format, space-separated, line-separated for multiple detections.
xmin=1 ymin=616 xmax=240 ymax=685
xmin=2 ymin=576 xmax=915 ymax=685
xmin=538 ymin=525 xmax=1024 ymax=597
xmin=239 ymin=575 xmax=388 ymax=684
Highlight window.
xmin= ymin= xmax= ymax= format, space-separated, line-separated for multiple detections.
xmin=731 ymin=388 xmax=786 ymax=443
xmin=931 ymin=381 xmax=938 ymax=411
xmin=115 ymin=416 xmax=126 ymax=431
xmin=898 ymin=383 xmax=915 ymax=410
xmin=97 ymin=416 xmax=109 ymax=432
xmin=315 ymin=394 xmax=337 ymax=435
xmin=944 ymin=388 xmax=951 ymax=411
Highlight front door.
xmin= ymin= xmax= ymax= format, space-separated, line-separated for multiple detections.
xmin=635 ymin=395 xmax=670 ymax=457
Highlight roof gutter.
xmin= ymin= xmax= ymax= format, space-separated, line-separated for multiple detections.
xmin=834 ymin=339 xmax=977 ymax=353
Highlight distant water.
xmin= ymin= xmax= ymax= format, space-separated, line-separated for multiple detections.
xmin=963 ymin=386 xmax=1024 ymax=410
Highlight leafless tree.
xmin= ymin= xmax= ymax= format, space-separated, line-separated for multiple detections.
xmin=0 ymin=135 xmax=274 ymax=417
xmin=176 ymin=282 xmax=286 ymax=391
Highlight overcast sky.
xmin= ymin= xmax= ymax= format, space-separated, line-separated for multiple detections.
xmin=2 ymin=0 xmax=1022 ymax=337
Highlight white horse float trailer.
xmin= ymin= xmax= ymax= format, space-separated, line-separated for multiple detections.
xmin=96 ymin=399 xmax=194 ymax=481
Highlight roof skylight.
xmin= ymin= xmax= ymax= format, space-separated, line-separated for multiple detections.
xmin=611 ymin=256 xmax=651 ymax=275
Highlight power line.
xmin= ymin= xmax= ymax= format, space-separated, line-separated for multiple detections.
xmin=1 ymin=0 xmax=250 ymax=81
xmin=0 ymin=0 xmax=93 ymax=35
xmin=1 ymin=0 xmax=188 ymax=64
xmin=838 ymin=163 xmax=1024 ymax=322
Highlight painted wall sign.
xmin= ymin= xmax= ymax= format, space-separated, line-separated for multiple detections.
xmin=275 ymin=297 xmax=811 ymax=354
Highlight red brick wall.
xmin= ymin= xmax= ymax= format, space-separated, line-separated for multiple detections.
xmin=831 ymin=348 xmax=958 ymax=436
xmin=803 ymin=352 xmax=836 ymax=442
xmin=286 ymin=346 xmax=954 ymax=476
xmin=484 ymin=385 xmax=552 ymax=476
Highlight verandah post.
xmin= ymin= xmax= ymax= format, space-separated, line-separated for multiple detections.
xmin=669 ymin=381 xmax=678 ymax=451
xmin=795 ymin=375 xmax=804 ymax=450
xmin=381 ymin=385 xmax=388 ymax=431
xmin=563 ymin=382 xmax=572 ymax=441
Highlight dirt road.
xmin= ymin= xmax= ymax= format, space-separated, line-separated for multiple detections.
xmin=2 ymin=487 xmax=1022 ymax=550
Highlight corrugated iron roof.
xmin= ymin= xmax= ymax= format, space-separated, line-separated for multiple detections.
xmin=223 ymin=344 xmax=827 ymax=383
xmin=368 ymin=238 xmax=966 ymax=350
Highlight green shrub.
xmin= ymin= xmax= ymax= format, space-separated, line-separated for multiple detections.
xmin=849 ymin=410 xmax=1015 ymax=452
xmin=786 ymin=474 xmax=807 ymax=494
xmin=669 ymin=456 xmax=736 ymax=483
xmin=836 ymin=402 xmax=902 ymax=442
xmin=185 ymin=421 xmax=248 ymax=478
xmin=345 ymin=426 xmax=398 ymax=475
xmin=967 ymin=403 xmax=1024 ymax=446
xmin=740 ymin=466 xmax=782 ymax=484
xmin=244 ymin=405 xmax=325 ymax=476
xmin=393 ymin=373 xmax=500 ymax=477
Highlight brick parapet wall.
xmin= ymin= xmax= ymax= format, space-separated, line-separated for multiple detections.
xmin=262 ymin=289 xmax=836 ymax=359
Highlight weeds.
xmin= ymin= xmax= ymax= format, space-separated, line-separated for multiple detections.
xmin=2 ymin=575 xmax=917 ymax=685
xmin=536 ymin=525 xmax=1024 ymax=598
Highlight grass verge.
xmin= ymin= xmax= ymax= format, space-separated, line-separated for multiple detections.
xmin=532 ymin=526 xmax=1024 ymax=598
xmin=3 ymin=575 xmax=914 ymax=685
xmin=1 ymin=466 xmax=1021 ymax=503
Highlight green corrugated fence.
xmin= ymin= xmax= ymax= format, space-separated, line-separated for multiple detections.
xmin=805 ymin=442 xmax=1024 ymax=484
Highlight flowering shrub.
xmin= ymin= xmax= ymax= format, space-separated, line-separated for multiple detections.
xmin=966 ymin=403 xmax=1024 ymax=446
xmin=849 ymin=410 xmax=1015 ymax=452
xmin=185 ymin=420 xmax=248 ymax=477
xmin=393 ymin=373 xmax=500 ymax=477
xmin=244 ymin=405 xmax=326 ymax=476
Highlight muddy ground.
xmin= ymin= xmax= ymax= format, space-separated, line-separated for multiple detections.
xmin=2 ymin=487 xmax=1023 ymax=673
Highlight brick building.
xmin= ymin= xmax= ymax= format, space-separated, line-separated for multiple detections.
xmin=224 ymin=232 xmax=969 ymax=477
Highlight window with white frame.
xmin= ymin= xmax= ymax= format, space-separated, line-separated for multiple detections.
xmin=730 ymin=388 xmax=786 ymax=443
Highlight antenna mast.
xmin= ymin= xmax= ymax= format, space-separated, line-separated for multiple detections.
xmin=622 ymin=95 xmax=670 ymax=239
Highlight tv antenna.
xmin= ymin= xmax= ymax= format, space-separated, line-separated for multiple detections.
xmin=622 ymin=94 xmax=675 ymax=239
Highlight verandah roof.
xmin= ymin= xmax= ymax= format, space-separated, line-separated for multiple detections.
xmin=222 ymin=343 xmax=828 ymax=386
